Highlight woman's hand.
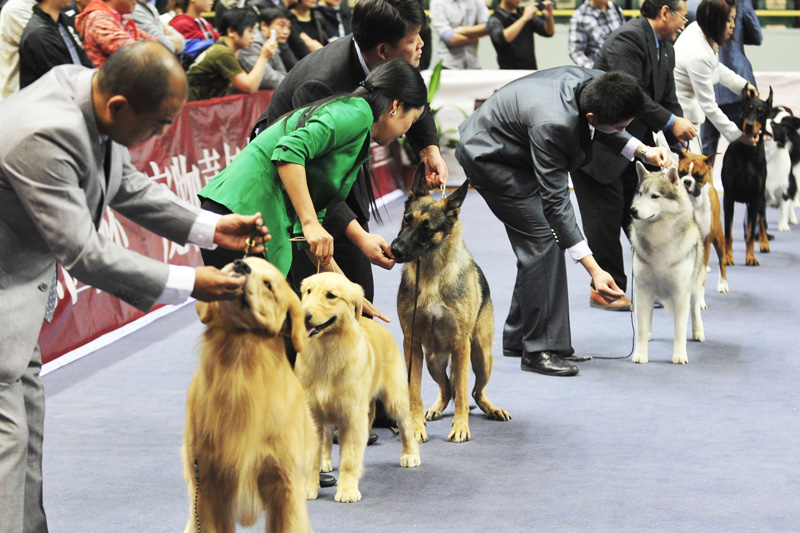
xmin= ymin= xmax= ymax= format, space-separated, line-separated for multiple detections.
xmin=302 ymin=220 xmax=333 ymax=266
xmin=737 ymin=132 xmax=760 ymax=147
xmin=744 ymin=83 xmax=759 ymax=99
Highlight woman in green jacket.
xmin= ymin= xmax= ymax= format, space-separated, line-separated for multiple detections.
xmin=198 ymin=60 xmax=427 ymax=288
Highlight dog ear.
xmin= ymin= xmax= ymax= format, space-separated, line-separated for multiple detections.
xmin=350 ymin=280 xmax=364 ymax=320
xmin=705 ymin=153 xmax=718 ymax=167
xmin=766 ymin=86 xmax=774 ymax=108
xmin=665 ymin=166 xmax=679 ymax=185
xmin=410 ymin=163 xmax=429 ymax=197
xmin=196 ymin=301 xmax=215 ymax=324
xmin=635 ymin=161 xmax=648 ymax=181
xmin=677 ymin=149 xmax=687 ymax=160
xmin=285 ymin=289 xmax=306 ymax=354
xmin=444 ymin=179 xmax=469 ymax=217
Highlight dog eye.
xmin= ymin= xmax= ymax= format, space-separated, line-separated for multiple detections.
xmin=326 ymin=292 xmax=336 ymax=299
xmin=651 ymin=194 xmax=660 ymax=199
xmin=307 ymin=289 xmax=311 ymax=294
xmin=403 ymin=214 xmax=414 ymax=225
xmin=263 ymin=280 xmax=272 ymax=291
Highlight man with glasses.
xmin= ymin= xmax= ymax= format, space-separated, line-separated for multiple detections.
xmin=570 ymin=0 xmax=697 ymax=311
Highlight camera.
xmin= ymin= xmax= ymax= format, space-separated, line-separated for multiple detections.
xmin=536 ymin=1 xmax=546 ymax=10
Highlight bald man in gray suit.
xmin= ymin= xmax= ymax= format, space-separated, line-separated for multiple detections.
xmin=456 ymin=67 xmax=671 ymax=377
xmin=0 ymin=42 xmax=267 ymax=532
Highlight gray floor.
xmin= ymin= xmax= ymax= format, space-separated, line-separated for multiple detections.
xmin=42 ymin=190 xmax=800 ymax=532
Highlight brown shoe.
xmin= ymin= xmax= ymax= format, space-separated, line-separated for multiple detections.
xmin=590 ymin=288 xmax=632 ymax=312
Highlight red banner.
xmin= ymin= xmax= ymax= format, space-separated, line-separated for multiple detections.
xmin=38 ymin=91 xmax=404 ymax=364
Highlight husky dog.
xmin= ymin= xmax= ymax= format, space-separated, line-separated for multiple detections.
xmin=390 ymin=166 xmax=510 ymax=443
xmin=629 ymin=163 xmax=705 ymax=364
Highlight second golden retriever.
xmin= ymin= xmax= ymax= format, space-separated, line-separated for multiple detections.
xmin=184 ymin=257 xmax=317 ymax=532
xmin=296 ymin=273 xmax=420 ymax=503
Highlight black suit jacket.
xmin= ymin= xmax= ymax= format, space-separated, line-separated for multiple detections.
xmin=580 ymin=16 xmax=683 ymax=183
xmin=250 ymin=36 xmax=439 ymax=237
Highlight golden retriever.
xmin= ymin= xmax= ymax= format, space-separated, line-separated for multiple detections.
xmin=184 ymin=257 xmax=317 ymax=533
xmin=296 ymin=272 xmax=420 ymax=503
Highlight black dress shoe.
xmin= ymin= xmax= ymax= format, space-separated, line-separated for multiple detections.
xmin=521 ymin=351 xmax=579 ymax=376
xmin=319 ymin=473 xmax=336 ymax=488
xmin=503 ymin=348 xmax=522 ymax=357
xmin=332 ymin=430 xmax=379 ymax=446
xmin=506 ymin=347 xmax=575 ymax=358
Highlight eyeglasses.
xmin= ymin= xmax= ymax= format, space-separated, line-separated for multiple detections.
xmin=671 ymin=9 xmax=689 ymax=24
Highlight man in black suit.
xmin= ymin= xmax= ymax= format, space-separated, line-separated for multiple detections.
xmin=250 ymin=0 xmax=444 ymax=318
xmin=571 ymin=0 xmax=696 ymax=311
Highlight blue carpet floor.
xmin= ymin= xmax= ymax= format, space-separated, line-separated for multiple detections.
xmin=42 ymin=190 xmax=800 ymax=532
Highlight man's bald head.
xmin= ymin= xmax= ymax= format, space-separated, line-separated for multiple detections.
xmin=96 ymin=42 xmax=188 ymax=115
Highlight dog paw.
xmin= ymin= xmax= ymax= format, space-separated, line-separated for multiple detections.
xmin=724 ymin=255 xmax=735 ymax=266
xmin=414 ymin=426 xmax=429 ymax=443
xmin=319 ymin=459 xmax=333 ymax=473
xmin=779 ymin=222 xmax=790 ymax=232
xmin=759 ymin=244 xmax=770 ymax=253
xmin=693 ymin=329 xmax=705 ymax=342
xmin=631 ymin=352 xmax=649 ymax=364
xmin=791 ymin=214 xmax=798 ymax=224
xmin=306 ymin=485 xmax=319 ymax=500
xmin=447 ymin=424 xmax=470 ymax=443
xmin=424 ymin=409 xmax=442 ymax=421
xmin=745 ymin=256 xmax=760 ymax=266
xmin=335 ymin=487 xmax=362 ymax=503
xmin=672 ymin=352 xmax=688 ymax=364
xmin=717 ymin=279 xmax=729 ymax=293
xmin=400 ymin=453 xmax=421 ymax=468
xmin=699 ymin=297 xmax=708 ymax=310
xmin=487 ymin=408 xmax=511 ymax=421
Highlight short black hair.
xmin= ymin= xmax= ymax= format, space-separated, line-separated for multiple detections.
xmin=218 ymin=7 xmax=258 ymax=37
xmin=580 ymin=71 xmax=646 ymax=125
xmin=97 ymin=41 xmax=186 ymax=114
xmin=352 ymin=0 xmax=425 ymax=50
xmin=696 ymin=0 xmax=736 ymax=46
xmin=257 ymin=6 xmax=291 ymax=26
xmin=640 ymin=0 xmax=683 ymax=18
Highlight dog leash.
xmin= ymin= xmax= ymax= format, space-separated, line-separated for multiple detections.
xmin=193 ymin=458 xmax=202 ymax=533
xmin=407 ymin=258 xmax=421 ymax=384
xmin=244 ymin=224 xmax=269 ymax=262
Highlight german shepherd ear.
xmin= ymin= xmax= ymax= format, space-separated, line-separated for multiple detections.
xmin=285 ymin=290 xmax=306 ymax=354
xmin=410 ymin=163 xmax=430 ymax=197
xmin=635 ymin=161 xmax=648 ymax=181
xmin=196 ymin=301 xmax=215 ymax=324
xmin=665 ymin=166 xmax=679 ymax=185
xmin=444 ymin=179 xmax=469 ymax=217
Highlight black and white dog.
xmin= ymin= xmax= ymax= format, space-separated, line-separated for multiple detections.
xmin=765 ymin=107 xmax=800 ymax=231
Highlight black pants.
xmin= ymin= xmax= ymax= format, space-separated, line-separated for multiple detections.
xmin=198 ymin=198 xmax=246 ymax=270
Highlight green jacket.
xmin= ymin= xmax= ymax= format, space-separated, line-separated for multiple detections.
xmin=199 ymin=97 xmax=373 ymax=276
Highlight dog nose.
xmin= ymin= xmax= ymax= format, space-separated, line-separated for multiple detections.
xmin=304 ymin=312 xmax=313 ymax=329
xmin=232 ymin=259 xmax=251 ymax=275
xmin=630 ymin=207 xmax=639 ymax=219
xmin=389 ymin=240 xmax=405 ymax=261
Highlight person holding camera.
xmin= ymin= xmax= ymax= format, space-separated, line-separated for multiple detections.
xmin=568 ymin=0 xmax=625 ymax=68
xmin=487 ymin=0 xmax=554 ymax=70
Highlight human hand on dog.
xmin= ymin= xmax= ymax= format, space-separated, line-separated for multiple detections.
xmin=214 ymin=212 xmax=270 ymax=252
xmin=303 ymin=220 xmax=334 ymax=265
xmin=642 ymin=146 xmax=672 ymax=168
xmin=191 ymin=266 xmax=246 ymax=301
xmin=736 ymin=132 xmax=760 ymax=147
xmin=671 ymin=117 xmax=697 ymax=143
xmin=351 ymin=228 xmax=396 ymax=270
xmin=744 ymin=83 xmax=759 ymax=99
xmin=419 ymin=145 xmax=449 ymax=188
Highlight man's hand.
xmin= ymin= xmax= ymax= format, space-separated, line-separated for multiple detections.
xmin=354 ymin=231 xmax=396 ymax=270
xmin=192 ymin=267 xmax=246 ymax=301
xmin=671 ymin=117 xmax=698 ymax=143
xmin=591 ymin=271 xmax=625 ymax=303
xmin=419 ymin=145 xmax=449 ymax=188
xmin=541 ymin=0 xmax=554 ymax=17
xmin=214 ymin=212 xmax=270 ymax=252
xmin=644 ymin=146 xmax=673 ymax=168
xmin=260 ymin=39 xmax=278 ymax=60
xmin=521 ymin=3 xmax=538 ymax=20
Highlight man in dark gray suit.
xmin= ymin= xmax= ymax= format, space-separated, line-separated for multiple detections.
xmin=571 ymin=0 xmax=696 ymax=311
xmin=0 ymin=42 xmax=267 ymax=532
xmin=456 ymin=68 xmax=671 ymax=376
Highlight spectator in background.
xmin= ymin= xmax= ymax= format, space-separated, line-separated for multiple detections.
xmin=0 ymin=0 xmax=36 ymax=100
xmin=76 ymin=0 xmax=158 ymax=67
xmin=568 ymin=0 xmax=625 ymax=68
xmin=698 ymin=0 xmax=762 ymax=155
xmin=488 ymin=0 xmax=553 ymax=70
xmin=251 ymin=0 xmax=311 ymax=65
xmin=430 ymin=0 xmax=489 ymax=69
xmin=131 ymin=0 xmax=185 ymax=54
xmin=289 ymin=0 xmax=327 ymax=53
xmin=315 ymin=0 xmax=349 ymax=41
xmin=186 ymin=7 xmax=272 ymax=100
xmin=63 ymin=0 xmax=92 ymax=26
xmin=19 ymin=0 xmax=94 ymax=88
xmin=237 ymin=5 xmax=288 ymax=90
xmin=169 ymin=0 xmax=218 ymax=66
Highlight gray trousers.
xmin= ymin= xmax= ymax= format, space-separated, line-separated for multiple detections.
xmin=473 ymin=186 xmax=572 ymax=355
xmin=0 ymin=346 xmax=48 ymax=533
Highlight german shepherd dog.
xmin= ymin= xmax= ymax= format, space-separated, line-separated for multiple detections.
xmin=677 ymin=150 xmax=728 ymax=307
xmin=630 ymin=163 xmax=705 ymax=364
xmin=390 ymin=166 xmax=510 ymax=443
xmin=721 ymin=87 xmax=773 ymax=266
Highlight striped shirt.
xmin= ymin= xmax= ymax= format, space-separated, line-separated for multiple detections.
xmin=568 ymin=1 xmax=625 ymax=68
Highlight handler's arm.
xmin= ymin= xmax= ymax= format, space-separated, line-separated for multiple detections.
xmin=277 ymin=162 xmax=333 ymax=265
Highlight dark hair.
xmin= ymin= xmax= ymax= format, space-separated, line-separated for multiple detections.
xmin=352 ymin=0 xmax=425 ymax=50
xmin=696 ymin=0 xmax=736 ymax=46
xmin=97 ymin=41 xmax=186 ymax=114
xmin=257 ymin=6 xmax=291 ymax=25
xmin=218 ymin=7 xmax=259 ymax=36
xmin=580 ymin=71 xmax=646 ymax=125
xmin=640 ymin=0 xmax=682 ymax=18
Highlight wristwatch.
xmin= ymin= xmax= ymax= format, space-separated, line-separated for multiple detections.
xmin=639 ymin=146 xmax=649 ymax=161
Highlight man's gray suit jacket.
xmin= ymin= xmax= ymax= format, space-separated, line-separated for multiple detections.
xmin=0 ymin=65 xmax=200 ymax=384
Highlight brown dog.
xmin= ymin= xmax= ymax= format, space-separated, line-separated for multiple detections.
xmin=677 ymin=150 xmax=729 ymax=306
xmin=296 ymin=272 xmax=420 ymax=504
xmin=185 ymin=257 xmax=317 ymax=533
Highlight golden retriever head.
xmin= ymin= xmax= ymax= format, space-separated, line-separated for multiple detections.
xmin=196 ymin=257 xmax=306 ymax=352
xmin=300 ymin=273 xmax=364 ymax=338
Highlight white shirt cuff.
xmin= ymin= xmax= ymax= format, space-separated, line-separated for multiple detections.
xmin=157 ymin=265 xmax=196 ymax=304
xmin=567 ymin=240 xmax=592 ymax=264
xmin=189 ymin=210 xmax=220 ymax=249
xmin=621 ymin=137 xmax=642 ymax=161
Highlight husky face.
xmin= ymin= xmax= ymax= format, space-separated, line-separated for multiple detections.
xmin=630 ymin=162 xmax=690 ymax=222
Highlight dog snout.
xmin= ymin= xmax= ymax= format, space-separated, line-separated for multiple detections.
xmin=630 ymin=206 xmax=639 ymax=219
xmin=304 ymin=311 xmax=313 ymax=329
xmin=232 ymin=259 xmax=251 ymax=276
xmin=389 ymin=239 xmax=407 ymax=263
